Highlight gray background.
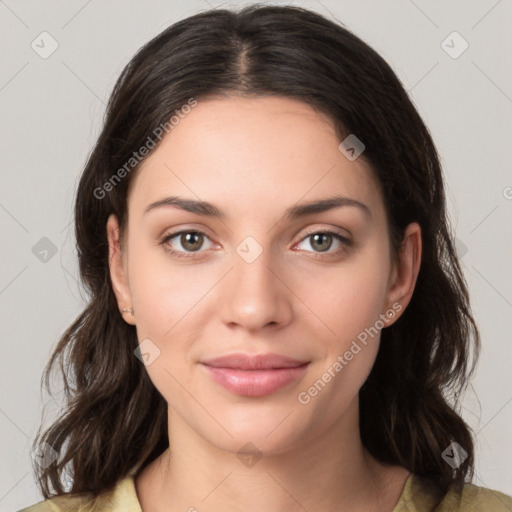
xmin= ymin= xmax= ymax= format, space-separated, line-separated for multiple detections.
xmin=1 ymin=0 xmax=511 ymax=509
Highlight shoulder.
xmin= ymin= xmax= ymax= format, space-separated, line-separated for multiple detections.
xmin=395 ymin=473 xmax=512 ymax=511
xmin=438 ymin=483 xmax=512 ymax=511
xmin=16 ymin=493 xmax=93 ymax=512
xmin=16 ymin=472 xmax=142 ymax=512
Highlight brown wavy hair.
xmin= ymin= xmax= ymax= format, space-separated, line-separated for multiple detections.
xmin=32 ymin=3 xmax=480 ymax=502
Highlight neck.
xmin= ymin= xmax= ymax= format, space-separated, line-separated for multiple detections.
xmin=135 ymin=397 xmax=408 ymax=512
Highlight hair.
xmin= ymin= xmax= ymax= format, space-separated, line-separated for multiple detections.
xmin=32 ymin=3 xmax=480 ymax=503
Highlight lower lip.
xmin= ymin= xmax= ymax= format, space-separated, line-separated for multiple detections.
xmin=202 ymin=363 xmax=310 ymax=397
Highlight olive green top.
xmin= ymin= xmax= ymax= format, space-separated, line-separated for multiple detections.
xmin=17 ymin=468 xmax=512 ymax=511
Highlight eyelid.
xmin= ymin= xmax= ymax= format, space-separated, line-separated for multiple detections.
xmin=298 ymin=225 xmax=352 ymax=242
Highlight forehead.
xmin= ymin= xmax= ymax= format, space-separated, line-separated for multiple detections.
xmin=128 ymin=96 xmax=384 ymax=221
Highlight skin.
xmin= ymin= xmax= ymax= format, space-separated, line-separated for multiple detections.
xmin=107 ymin=96 xmax=421 ymax=512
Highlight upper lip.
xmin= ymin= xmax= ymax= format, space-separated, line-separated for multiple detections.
xmin=201 ymin=353 xmax=310 ymax=370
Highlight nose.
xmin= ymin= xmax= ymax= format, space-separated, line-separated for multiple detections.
xmin=218 ymin=243 xmax=293 ymax=333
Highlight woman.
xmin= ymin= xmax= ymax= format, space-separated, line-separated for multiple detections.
xmin=18 ymin=4 xmax=512 ymax=511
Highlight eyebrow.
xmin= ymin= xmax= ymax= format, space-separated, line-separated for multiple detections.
xmin=143 ymin=194 xmax=371 ymax=220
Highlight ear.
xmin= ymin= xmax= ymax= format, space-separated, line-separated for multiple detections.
xmin=106 ymin=214 xmax=136 ymax=326
xmin=384 ymin=222 xmax=422 ymax=325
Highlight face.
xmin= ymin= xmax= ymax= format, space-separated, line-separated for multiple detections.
xmin=108 ymin=96 xmax=420 ymax=456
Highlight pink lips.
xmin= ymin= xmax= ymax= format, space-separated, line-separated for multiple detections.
xmin=201 ymin=353 xmax=310 ymax=397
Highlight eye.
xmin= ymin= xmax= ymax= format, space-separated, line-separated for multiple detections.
xmin=159 ymin=230 xmax=214 ymax=259
xmin=158 ymin=228 xmax=352 ymax=260
xmin=295 ymin=229 xmax=351 ymax=256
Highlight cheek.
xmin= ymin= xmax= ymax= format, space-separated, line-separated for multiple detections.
xmin=299 ymin=270 xmax=387 ymax=418
xmin=295 ymin=239 xmax=390 ymax=405
xmin=127 ymin=247 xmax=208 ymax=408
xmin=298 ymin=243 xmax=391 ymax=340
xmin=128 ymin=241 xmax=213 ymax=335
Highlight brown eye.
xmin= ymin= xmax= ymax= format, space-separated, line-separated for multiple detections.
xmin=160 ymin=230 xmax=214 ymax=259
xmin=179 ymin=232 xmax=204 ymax=252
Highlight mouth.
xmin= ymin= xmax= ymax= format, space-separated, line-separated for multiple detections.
xmin=201 ymin=353 xmax=311 ymax=397
xmin=201 ymin=352 xmax=310 ymax=370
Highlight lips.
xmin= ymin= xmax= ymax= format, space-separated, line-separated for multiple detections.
xmin=201 ymin=353 xmax=310 ymax=397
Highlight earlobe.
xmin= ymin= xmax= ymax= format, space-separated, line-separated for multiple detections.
xmin=106 ymin=214 xmax=136 ymax=325
xmin=385 ymin=222 xmax=422 ymax=325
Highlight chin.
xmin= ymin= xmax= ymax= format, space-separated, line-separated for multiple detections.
xmin=209 ymin=431 xmax=302 ymax=461
xmin=194 ymin=408 xmax=312 ymax=457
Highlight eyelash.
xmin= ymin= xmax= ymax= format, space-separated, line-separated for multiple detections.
xmin=158 ymin=229 xmax=352 ymax=260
